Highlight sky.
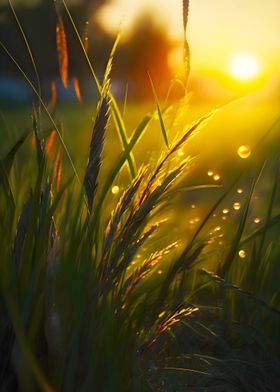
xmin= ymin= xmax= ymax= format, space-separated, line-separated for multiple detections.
xmin=97 ymin=0 xmax=280 ymax=77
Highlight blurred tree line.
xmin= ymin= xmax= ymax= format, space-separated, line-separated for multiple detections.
xmin=0 ymin=0 xmax=175 ymax=100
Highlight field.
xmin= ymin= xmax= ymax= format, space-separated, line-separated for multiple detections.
xmin=1 ymin=1 xmax=280 ymax=391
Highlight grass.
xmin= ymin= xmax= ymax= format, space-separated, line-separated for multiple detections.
xmin=1 ymin=2 xmax=280 ymax=391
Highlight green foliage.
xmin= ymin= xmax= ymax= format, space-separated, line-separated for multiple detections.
xmin=1 ymin=2 xmax=280 ymax=391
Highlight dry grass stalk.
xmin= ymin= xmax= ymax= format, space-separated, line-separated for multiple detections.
xmin=53 ymin=145 xmax=62 ymax=191
xmin=109 ymin=162 xmax=187 ymax=272
xmin=46 ymin=130 xmax=56 ymax=156
xmin=84 ymin=96 xmax=110 ymax=213
xmin=122 ymin=242 xmax=178 ymax=301
xmin=137 ymin=306 xmax=198 ymax=356
xmin=140 ymin=114 xmax=211 ymax=204
xmin=56 ymin=17 xmax=68 ymax=89
xmin=51 ymin=81 xmax=57 ymax=106
xmin=102 ymin=168 xmax=146 ymax=257
xmin=73 ymin=76 xmax=82 ymax=102
xmin=182 ymin=0 xmax=191 ymax=83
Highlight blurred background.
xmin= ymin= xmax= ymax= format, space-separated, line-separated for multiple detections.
xmin=1 ymin=0 xmax=280 ymax=105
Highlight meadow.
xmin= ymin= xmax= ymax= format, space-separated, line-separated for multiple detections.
xmin=1 ymin=1 xmax=280 ymax=391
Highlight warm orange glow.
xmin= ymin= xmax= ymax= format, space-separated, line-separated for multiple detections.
xmin=96 ymin=0 xmax=280 ymax=77
xmin=229 ymin=54 xmax=260 ymax=81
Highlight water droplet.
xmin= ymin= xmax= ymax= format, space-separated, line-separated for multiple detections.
xmin=238 ymin=145 xmax=251 ymax=159
xmin=207 ymin=170 xmax=214 ymax=177
xmin=238 ymin=249 xmax=246 ymax=258
xmin=112 ymin=185 xmax=120 ymax=194
xmin=189 ymin=220 xmax=194 ymax=224
xmin=214 ymin=226 xmax=221 ymax=231
xmin=233 ymin=202 xmax=241 ymax=210
xmin=254 ymin=217 xmax=261 ymax=224
xmin=222 ymin=216 xmax=227 ymax=220
xmin=191 ymin=204 xmax=196 ymax=209
xmin=218 ymin=241 xmax=223 ymax=245
xmin=194 ymin=217 xmax=200 ymax=222
xmin=237 ymin=188 xmax=243 ymax=194
xmin=222 ymin=208 xmax=229 ymax=214
xmin=177 ymin=150 xmax=184 ymax=156
xmin=158 ymin=270 xmax=163 ymax=275
xmin=213 ymin=174 xmax=220 ymax=181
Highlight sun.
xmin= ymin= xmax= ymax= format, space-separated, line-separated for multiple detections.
xmin=229 ymin=53 xmax=260 ymax=81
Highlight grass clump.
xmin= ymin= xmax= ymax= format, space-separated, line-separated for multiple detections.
xmin=1 ymin=1 xmax=280 ymax=392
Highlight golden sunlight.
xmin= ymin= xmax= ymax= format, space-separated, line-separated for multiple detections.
xmin=229 ymin=53 xmax=260 ymax=81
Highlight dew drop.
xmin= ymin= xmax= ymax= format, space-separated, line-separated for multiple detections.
xmin=233 ymin=202 xmax=241 ymax=210
xmin=207 ymin=170 xmax=214 ymax=177
xmin=158 ymin=270 xmax=163 ymax=275
xmin=222 ymin=216 xmax=227 ymax=220
xmin=222 ymin=208 xmax=229 ymax=214
xmin=112 ymin=185 xmax=120 ymax=194
xmin=177 ymin=150 xmax=184 ymax=157
xmin=191 ymin=204 xmax=196 ymax=209
xmin=238 ymin=249 xmax=246 ymax=258
xmin=213 ymin=174 xmax=220 ymax=181
xmin=214 ymin=226 xmax=221 ymax=231
xmin=237 ymin=188 xmax=243 ymax=194
xmin=254 ymin=217 xmax=261 ymax=224
xmin=238 ymin=145 xmax=251 ymax=159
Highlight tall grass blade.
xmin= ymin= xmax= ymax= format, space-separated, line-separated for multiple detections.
xmin=201 ymin=269 xmax=280 ymax=316
xmin=257 ymin=159 xmax=279 ymax=259
xmin=219 ymin=163 xmax=266 ymax=277
xmin=148 ymin=73 xmax=169 ymax=148
xmin=8 ymin=0 xmax=41 ymax=96
xmin=13 ymin=193 xmax=32 ymax=269
xmin=1 ymin=132 xmax=29 ymax=174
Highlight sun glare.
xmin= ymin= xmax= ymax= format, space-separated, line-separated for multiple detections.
xmin=229 ymin=53 xmax=260 ymax=81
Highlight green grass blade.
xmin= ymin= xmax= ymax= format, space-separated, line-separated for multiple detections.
xmin=148 ymin=73 xmax=169 ymax=148
xmin=201 ymin=269 xmax=280 ymax=316
xmin=8 ymin=0 xmax=41 ymax=96
xmin=219 ymin=163 xmax=266 ymax=277
xmin=257 ymin=159 xmax=279 ymax=259
xmin=1 ymin=131 xmax=29 ymax=174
